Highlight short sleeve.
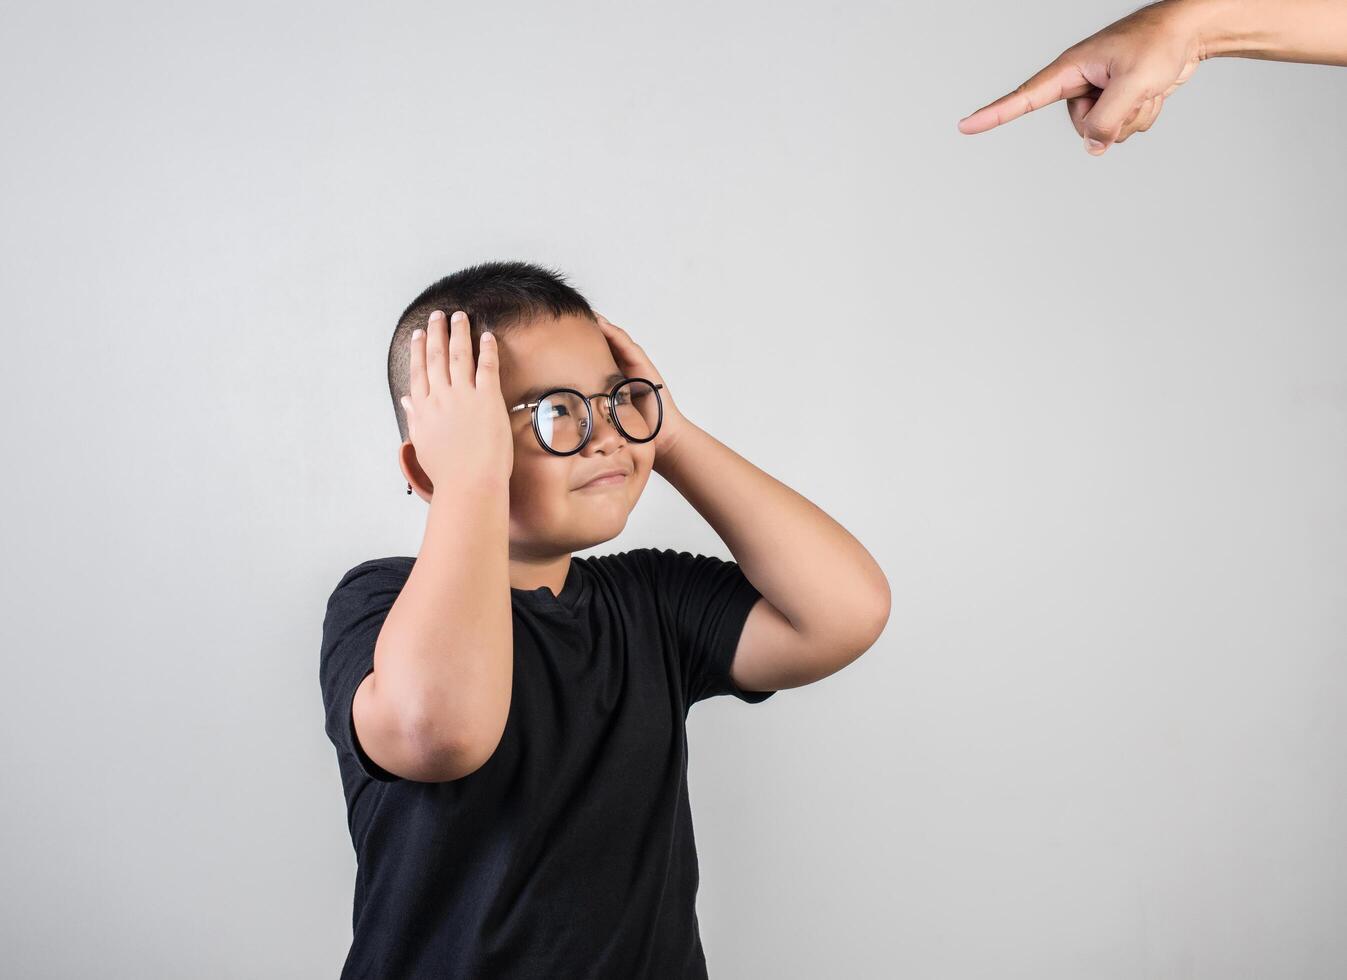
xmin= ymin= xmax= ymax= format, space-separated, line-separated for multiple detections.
xmin=318 ymin=558 xmax=414 ymax=783
xmin=639 ymin=547 xmax=776 ymax=707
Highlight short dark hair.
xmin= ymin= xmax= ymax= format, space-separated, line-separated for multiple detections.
xmin=387 ymin=260 xmax=595 ymax=442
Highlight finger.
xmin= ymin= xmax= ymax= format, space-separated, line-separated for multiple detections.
xmin=410 ymin=314 xmax=434 ymax=399
xmin=447 ymin=310 xmax=473 ymax=387
xmin=1066 ymin=94 xmax=1097 ymax=138
xmin=1137 ymin=94 xmax=1164 ymax=132
xmin=595 ymin=312 xmax=632 ymax=350
xmin=1122 ymin=97 xmax=1163 ymax=141
xmin=602 ymin=321 xmax=643 ymax=360
xmin=476 ymin=328 xmax=500 ymax=388
xmin=597 ymin=313 xmax=631 ymax=342
xmin=594 ymin=313 xmax=655 ymax=381
xmin=425 ymin=309 xmax=450 ymax=391
xmin=958 ymin=59 xmax=1095 ymax=135
xmin=1114 ymin=98 xmax=1149 ymax=143
xmin=1080 ymin=75 xmax=1152 ymax=153
xmin=400 ymin=395 xmax=416 ymax=440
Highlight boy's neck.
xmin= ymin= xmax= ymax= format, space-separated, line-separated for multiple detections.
xmin=509 ymin=553 xmax=572 ymax=597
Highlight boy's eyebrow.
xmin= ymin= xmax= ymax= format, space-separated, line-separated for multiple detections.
xmin=514 ymin=371 xmax=628 ymax=405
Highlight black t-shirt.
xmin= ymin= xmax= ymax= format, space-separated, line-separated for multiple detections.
xmin=318 ymin=547 xmax=776 ymax=979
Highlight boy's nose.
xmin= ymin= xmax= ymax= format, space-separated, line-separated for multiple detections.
xmin=588 ymin=398 xmax=624 ymax=442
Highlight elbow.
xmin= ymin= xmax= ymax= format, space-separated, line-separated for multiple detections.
xmin=422 ymin=738 xmax=501 ymax=782
xmin=851 ymin=581 xmax=892 ymax=653
xmin=870 ymin=586 xmax=892 ymax=644
xmin=804 ymin=586 xmax=891 ymax=670
xmin=405 ymin=705 xmax=508 ymax=783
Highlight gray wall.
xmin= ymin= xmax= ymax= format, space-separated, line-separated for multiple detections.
xmin=2 ymin=1 xmax=1344 ymax=977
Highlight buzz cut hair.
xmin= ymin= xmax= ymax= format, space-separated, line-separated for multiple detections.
xmin=387 ymin=260 xmax=595 ymax=442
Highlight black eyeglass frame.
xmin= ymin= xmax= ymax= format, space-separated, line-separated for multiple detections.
xmin=507 ymin=378 xmax=665 ymax=457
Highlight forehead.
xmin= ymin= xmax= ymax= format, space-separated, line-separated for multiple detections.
xmin=501 ymin=313 xmax=622 ymax=401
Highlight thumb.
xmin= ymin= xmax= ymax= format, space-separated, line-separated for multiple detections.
xmin=1079 ymin=74 xmax=1151 ymax=154
xmin=400 ymin=395 xmax=416 ymax=439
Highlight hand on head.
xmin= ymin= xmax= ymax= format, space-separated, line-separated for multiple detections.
xmin=402 ymin=310 xmax=514 ymax=494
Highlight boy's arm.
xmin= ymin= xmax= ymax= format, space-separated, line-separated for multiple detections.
xmin=356 ymin=476 xmax=514 ymax=781
xmin=350 ymin=310 xmax=516 ymax=783
xmin=653 ymin=421 xmax=891 ymax=692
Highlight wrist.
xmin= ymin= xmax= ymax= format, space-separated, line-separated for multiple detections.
xmin=652 ymin=417 xmax=701 ymax=480
xmin=1170 ymin=0 xmax=1265 ymax=59
xmin=427 ymin=473 xmax=512 ymax=504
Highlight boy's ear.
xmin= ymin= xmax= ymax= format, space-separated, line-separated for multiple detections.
xmin=398 ymin=441 xmax=433 ymax=500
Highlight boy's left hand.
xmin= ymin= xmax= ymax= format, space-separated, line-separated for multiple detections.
xmin=594 ymin=312 xmax=692 ymax=464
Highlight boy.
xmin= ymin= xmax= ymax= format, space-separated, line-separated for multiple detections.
xmin=319 ymin=260 xmax=890 ymax=978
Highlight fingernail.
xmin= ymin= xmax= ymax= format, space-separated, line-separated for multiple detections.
xmin=451 ymin=311 xmax=466 ymax=323
xmin=482 ymin=329 xmax=494 ymax=340
xmin=412 ymin=328 xmax=424 ymax=339
xmin=1085 ymin=138 xmax=1106 ymax=154
xmin=429 ymin=311 xmax=443 ymax=322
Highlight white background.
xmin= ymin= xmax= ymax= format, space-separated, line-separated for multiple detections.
xmin=2 ymin=1 xmax=1344 ymax=977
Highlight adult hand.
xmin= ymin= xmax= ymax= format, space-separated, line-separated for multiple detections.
xmin=957 ymin=0 xmax=1202 ymax=154
xmin=958 ymin=0 xmax=1347 ymax=155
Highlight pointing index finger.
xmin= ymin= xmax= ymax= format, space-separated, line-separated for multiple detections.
xmin=958 ymin=59 xmax=1092 ymax=135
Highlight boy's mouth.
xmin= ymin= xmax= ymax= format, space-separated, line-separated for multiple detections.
xmin=575 ymin=467 xmax=629 ymax=490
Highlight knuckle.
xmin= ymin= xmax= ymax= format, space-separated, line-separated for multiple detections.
xmin=1013 ymin=82 xmax=1036 ymax=112
xmin=1083 ymin=120 xmax=1112 ymax=142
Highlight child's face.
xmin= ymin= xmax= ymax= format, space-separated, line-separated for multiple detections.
xmin=498 ymin=313 xmax=655 ymax=557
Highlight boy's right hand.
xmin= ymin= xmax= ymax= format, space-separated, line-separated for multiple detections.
xmin=401 ymin=309 xmax=513 ymax=490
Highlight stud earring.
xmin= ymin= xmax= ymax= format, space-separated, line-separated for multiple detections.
xmin=407 ymin=483 xmax=413 ymax=495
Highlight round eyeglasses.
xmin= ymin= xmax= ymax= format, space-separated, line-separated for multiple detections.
xmin=507 ymin=378 xmax=665 ymax=456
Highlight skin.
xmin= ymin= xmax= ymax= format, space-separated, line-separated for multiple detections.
xmin=957 ymin=0 xmax=1347 ymax=155
xmin=495 ymin=313 xmax=662 ymax=593
xmin=596 ymin=312 xmax=892 ymax=692
xmin=367 ymin=307 xmax=891 ymax=781
xmin=399 ymin=310 xmax=670 ymax=592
